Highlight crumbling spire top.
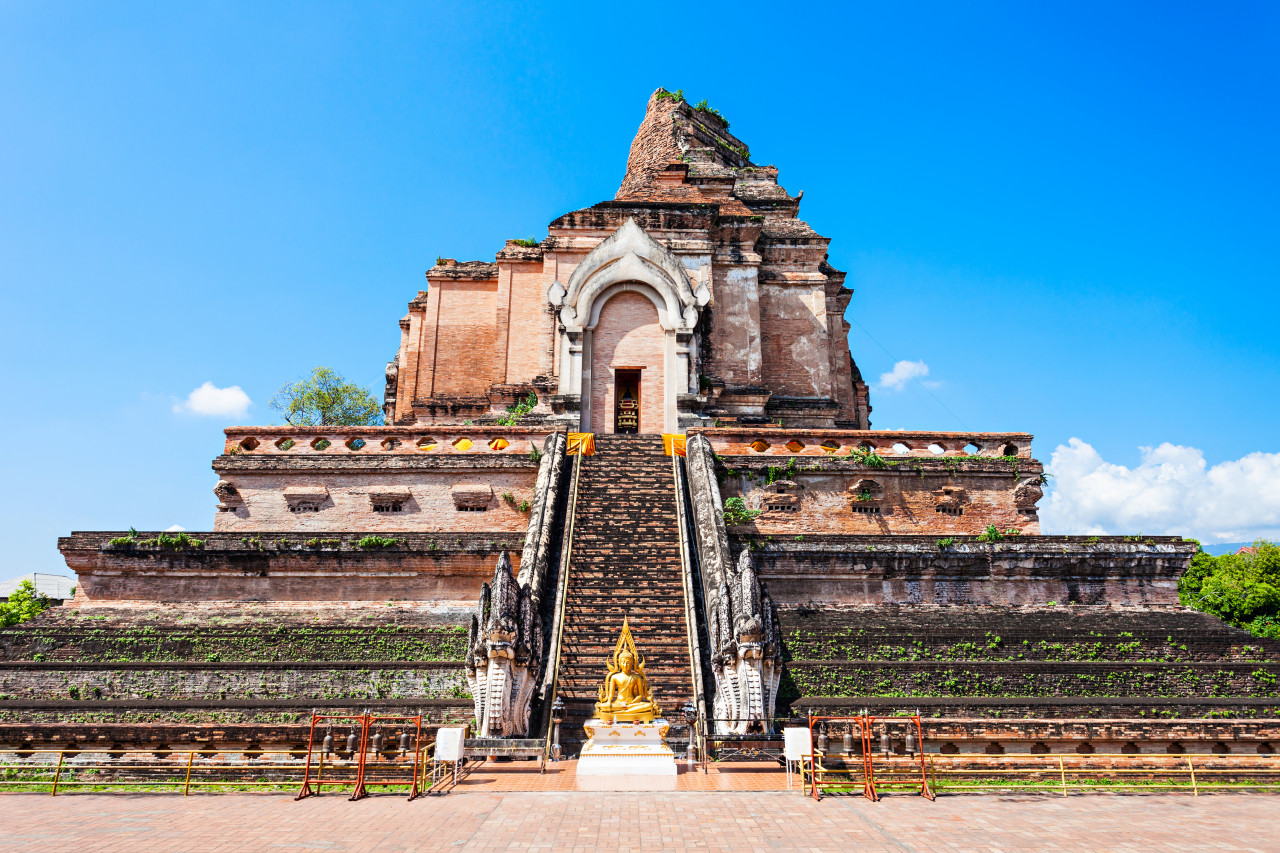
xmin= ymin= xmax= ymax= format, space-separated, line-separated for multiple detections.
xmin=616 ymin=88 xmax=754 ymax=202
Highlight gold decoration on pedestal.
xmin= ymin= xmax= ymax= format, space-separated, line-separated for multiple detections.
xmin=593 ymin=617 xmax=661 ymax=723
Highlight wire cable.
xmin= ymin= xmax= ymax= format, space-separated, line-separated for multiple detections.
xmin=847 ymin=316 xmax=970 ymax=431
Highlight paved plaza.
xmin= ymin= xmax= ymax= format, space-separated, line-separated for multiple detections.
xmin=3 ymin=790 xmax=1277 ymax=852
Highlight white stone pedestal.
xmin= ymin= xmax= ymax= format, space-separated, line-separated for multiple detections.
xmin=576 ymin=719 xmax=677 ymax=776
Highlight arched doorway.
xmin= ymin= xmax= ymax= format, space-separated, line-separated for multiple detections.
xmin=551 ymin=218 xmax=709 ymax=434
xmin=589 ymin=291 xmax=665 ymax=434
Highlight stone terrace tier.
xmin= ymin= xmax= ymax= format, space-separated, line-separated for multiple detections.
xmin=0 ymin=603 xmax=471 ymax=662
xmin=59 ymin=532 xmax=523 ymax=604
xmin=799 ymin=710 xmax=1280 ymax=755
xmin=213 ymin=426 xmax=562 ymax=534
xmin=0 ymin=603 xmax=476 ymax=753
xmin=699 ymin=428 xmax=1046 ymax=537
xmin=739 ymin=534 xmax=1196 ymax=606
xmin=0 ymin=699 xmax=475 ymax=754
xmin=779 ymin=605 xmax=1280 ymax=718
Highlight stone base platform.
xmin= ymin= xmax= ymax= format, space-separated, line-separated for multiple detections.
xmin=576 ymin=719 xmax=677 ymax=779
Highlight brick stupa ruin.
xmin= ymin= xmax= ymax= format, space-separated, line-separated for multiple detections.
xmin=5 ymin=90 xmax=1274 ymax=764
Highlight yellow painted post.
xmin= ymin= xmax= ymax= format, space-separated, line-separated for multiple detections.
xmin=928 ymin=755 xmax=938 ymax=795
xmin=1058 ymin=756 xmax=1067 ymax=797
xmin=1187 ymin=755 xmax=1197 ymax=796
xmin=50 ymin=751 xmax=65 ymax=797
xmin=317 ymin=751 xmax=325 ymax=796
xmin=183 ymin=751 xmax=195 ymax=796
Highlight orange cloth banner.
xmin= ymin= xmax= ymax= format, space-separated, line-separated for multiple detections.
xmin=567 ymin=433 xmax=595 ymax=456
xmin=662 ymin=434 xmax=686 ymax=457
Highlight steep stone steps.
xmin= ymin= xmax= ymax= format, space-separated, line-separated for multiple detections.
xmin=552 ymin=435 xmax=694 ymax=751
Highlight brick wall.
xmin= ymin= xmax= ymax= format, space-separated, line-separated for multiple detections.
xmin=59 ymin=532 xmax=522 ymax=603
xmin=721 ymin=467 xmax=1040 ymax=535
xmin=433 ymin=280 xmax=500 ymax=394
xmin=708 ymin=265 xmax=762 ymax=385
xmin=0 ymin=662 xmax=467 ymax=702
xmin=503 ymin=264 xmax=555 ymax=383
xmin=213 ymin=469 xmax=537 ymax=533
xmin=589 ymin=291 xmax=666 ymax=433
xmin=739 ymin=535 xmax=1194 ymax=606
xmin=759 ymin=283 xmax=830 ymax=397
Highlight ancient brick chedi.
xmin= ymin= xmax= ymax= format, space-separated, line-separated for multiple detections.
xmin=13 ymin=90 xmax=1276 ymax=764
xmin=387 ymin=89 xmax=871 ymax=433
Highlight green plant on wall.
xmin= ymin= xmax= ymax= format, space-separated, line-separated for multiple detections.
xmin=356 ymin=536 xmax=400 ymax=551
xmin=496 ymin=393 xmax=537 ymax=426
xmin=978 ymin=525 xmax=1005 ymax=543
xmin=844 ymin=446 xmax=895 ymax=469
xmin=722 ymin=496 xmax=762 ymax=526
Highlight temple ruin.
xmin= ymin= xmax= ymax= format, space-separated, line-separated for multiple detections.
xmin=2 ymin=90 xmax=1275 ymax=771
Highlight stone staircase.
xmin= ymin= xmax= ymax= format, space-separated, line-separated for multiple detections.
xmin=553 ymin=435 xmax=695 ymax=754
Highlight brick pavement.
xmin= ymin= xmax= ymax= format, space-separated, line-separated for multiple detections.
xmin=451 ymin=759 xmax=785 ymax=791
xmin=2 ymin=790 xmax=1277 ymax=852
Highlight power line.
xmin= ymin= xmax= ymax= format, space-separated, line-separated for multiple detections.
xmin=848 ymin=316 xmax=970 ymax=431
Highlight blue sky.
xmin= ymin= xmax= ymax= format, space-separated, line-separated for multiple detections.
xmin=2 ymin=1 xmax=1277 ymax=575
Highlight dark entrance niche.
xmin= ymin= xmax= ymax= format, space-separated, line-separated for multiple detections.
xmin=614 ymin=368 xmax=641 ymax=434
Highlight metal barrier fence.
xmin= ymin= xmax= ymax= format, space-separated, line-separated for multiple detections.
xmin=0 ymin=743 xmax=441 ymax=796
xmin=801 ymin=753 xmax=1280 ymax=799
xmin=296 ymin=713 xmax=426 ymax=801
xmin=4 ymin=745 xmax=1279 ymax=798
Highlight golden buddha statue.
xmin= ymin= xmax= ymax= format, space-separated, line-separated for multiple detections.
xmin=593 ymin=617 xmax=660 ymax=723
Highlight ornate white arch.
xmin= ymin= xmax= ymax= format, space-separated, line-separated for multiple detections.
xmin=549 ymin=218 xmax=707 ymax=432
xmin=549 ymin=218 xmax=708 ymax=333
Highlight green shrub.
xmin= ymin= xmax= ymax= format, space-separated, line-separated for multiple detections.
xmin=844 ymin=447 xmax=894 ymax=469
xmin=722 ymin=496 xmax=762 ymax=526
xmin=1180 ymin=542 xmax=1280 ymax=635
xmin=356 ymin=536 xmax=400 ymax=551
xmin=496 ymin=393 xmax=537 ymax=426
xmin=0 ymin=580 xmax=51 ymax=627
xmin=978 ymin=525 xmax=1004 ymax=543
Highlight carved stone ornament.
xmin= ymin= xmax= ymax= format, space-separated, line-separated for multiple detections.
xmin=465 ymin=551 xmax=541 ymax=737
xmin=1014 ymin=479 xmax=1044 ymax=509
xmin=708 ymin=549 xmax=783 ymax=735
xmin=213 ymin=480 xmax=239 ymax=503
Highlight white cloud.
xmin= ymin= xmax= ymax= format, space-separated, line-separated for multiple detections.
xmin=1040 ymin=438 xmax=1280 ymax=544
xmin=164 ymin=524 xmax=186 ymax=532
xmin=877 ymin=359 xmax=930 ymax=391
xmin=174 ymin=382 xmax=251 ymax=418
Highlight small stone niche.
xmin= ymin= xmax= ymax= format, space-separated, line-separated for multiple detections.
xmin=284 ymin=486 xmax=329 ymax=514
xmin=761 ymin=480 xmax=801 ymax=513
xmin=451 ymin=484 xmax=493 ymax=512
xmin=849 ymin=478 xmax=886 ymax=515
xmin=934 ymin=486 xmax=967 ymax=516
xmin=369 ymin=489 xmax=412 ymax=514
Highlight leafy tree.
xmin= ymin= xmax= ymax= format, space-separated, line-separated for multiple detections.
xmin=0 ymin=580 xmax=52 ymax=627
xmin=1179 ymin=541 xmax=1280 ymax=639
xmin=269 ymin=367 xmax=384 ymax=427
